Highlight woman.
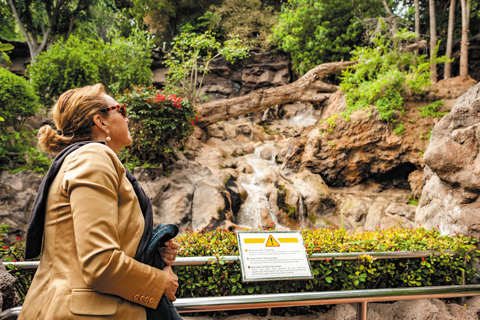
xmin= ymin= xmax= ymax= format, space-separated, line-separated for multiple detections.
xmin=19 ymin=84 xmax=180 ymax=319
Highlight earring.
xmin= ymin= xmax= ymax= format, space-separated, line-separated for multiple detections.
xmin=106 ymin=136 xmax=111 ymax=142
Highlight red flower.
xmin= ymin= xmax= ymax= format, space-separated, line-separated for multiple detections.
xmin=191 ymin=120 xmax=195 ymax=125
xmin=16 ymin=237 xmax=20 ymax=241
xmin=13 ymin=259 xmax=17 ymax=262
xmin=421 ymin=257 xmax=425 ymax=261
xmin=2 ymin=246 xmax=7 ymax=249
xmin=195 ymin=115 xmax=199 ymax=121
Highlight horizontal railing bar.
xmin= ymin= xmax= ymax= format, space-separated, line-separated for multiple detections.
xmin=2 ymin=250 xmax=458 ymax=269
xmin=2 ymin=285 xmax=480 ymax=318
xmin=174 ymin=285 xmax=480 ymax=313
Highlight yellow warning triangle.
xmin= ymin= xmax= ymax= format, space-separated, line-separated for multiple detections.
xmin=266 ymin=234 xmax=280 ymax=247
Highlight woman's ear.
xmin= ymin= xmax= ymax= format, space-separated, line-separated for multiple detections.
xmin=92 ymin=114 xmax=109 ymax=136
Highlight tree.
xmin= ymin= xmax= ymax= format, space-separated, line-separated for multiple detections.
xmin=460 ymin=0 xmax=470 ymax=76
xmin=271 ymin=0 xmax=386 ymax=75
xmin=429 ymin=0 xmax=438 ymax=85
xmin=198 ymin=0 xmax=278 ymax=51
xmin=444 ymin=0 xmax=455 ymax=78
xmin=130 ymin=0 xmax=222 ymax=45
xmin=6 ymin=0 xmax=125 ymax=61
xmin=414 ymin=0 xmax=420 ymax=56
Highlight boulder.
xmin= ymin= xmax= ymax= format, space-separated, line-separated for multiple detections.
xmin=436 ymin=75 xmax=478 ymax=99
xmin=0 ymin=260 xmax=20 ymax=312
xmin=416 ymin=82 xmax=480 ymax=237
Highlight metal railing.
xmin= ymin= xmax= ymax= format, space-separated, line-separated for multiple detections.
xmin=1 ymin=250 xmax=458 ymax=269
xmin=1 ymin=250 xmax=476 ymax=320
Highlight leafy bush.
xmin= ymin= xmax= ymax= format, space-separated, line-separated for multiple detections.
xmin=339 ymin=20 xmax=450 ymax=132
xmin=27 ymin=31 xmax=154 ymax=107
xmin=26 ymin=36 xmax=102 ymax=106
xmin=0 ymin=68 xmax=50 ymax=172
xmin=174 ymin=225 xmax=479 ymax=297
xmin=2 ymin=224 xmax=479 ymax=303
xmin=118 ymin=86 xmax=198 ymax=168
xmin=97 ymin=29 xmax=154 ymax=96
xmin=418 ymin=100 xmax=448 ymax=118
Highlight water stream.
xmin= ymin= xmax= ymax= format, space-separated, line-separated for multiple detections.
xmin=234 ymin=106 xmax=320 ymax=229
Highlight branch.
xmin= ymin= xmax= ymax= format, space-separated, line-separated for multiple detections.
xmin=196 ymin=61 xmax=356 ymax=127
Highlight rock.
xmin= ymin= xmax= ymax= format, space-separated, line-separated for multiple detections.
xmin=267 ymin=180 xmax=301 ymax=229
xmin=191 ymin=181 xmax=230 ymax=230
xmin=0 ymin=171 xmax=43 ymax=242
xmin=281 ymin=137 xmax=307 ymax=171
xmin=292 ymin=170 xmax=335 ymax=228
xmin=417 ymin=82 xmax=480 ymax=237
xmin=133 ymin=166 xmax=164 ymax=182
xmin=0 ymin=260 xmax=20 ymax=312
xmin=408 ymin=169 xmax=424 ymax=198
xmin=436 ymin=76 xmax=478 ymax=99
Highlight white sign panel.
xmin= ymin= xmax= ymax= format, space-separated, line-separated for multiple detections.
xmin=236 ymin=231 xmax=313 ymax=282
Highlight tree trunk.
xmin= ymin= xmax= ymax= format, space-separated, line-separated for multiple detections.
xmin=8 ymin=0 xmax=51 ymax=62
xmin=196 ymin=61 xmax=356 ymax=128
xmin=445 ymin=0 xmax=456 ymax=79
xmin=460 ymin=0 xmax=470 ymax=76
xmin=414 ymin=0 xmax=420 ymax=56
xmin=429 ymin=0 xmax=437 ymax=86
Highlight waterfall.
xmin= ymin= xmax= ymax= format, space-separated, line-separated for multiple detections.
xmin=237 ymin=144 xmax=282 ymax=229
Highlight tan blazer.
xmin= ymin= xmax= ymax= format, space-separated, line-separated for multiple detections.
xmin=19 ymin=143 xmax=167 ymax=320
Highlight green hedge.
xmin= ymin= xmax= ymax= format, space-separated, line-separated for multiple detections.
xmin=2 ymin=225 xmax=479 ymax=302
xmin=175 ymin=226 xmax=480 ymax=297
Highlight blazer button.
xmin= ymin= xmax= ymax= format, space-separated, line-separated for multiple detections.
xmin=149 ymin=298 xmax=155 ymax=304
xmin=133 ymin=294 xmax=140 ymax=301
xmin=145 ymin=296 xmax=150 ymax=302
xmin=140 ymin=295 xmax=145 ymax=302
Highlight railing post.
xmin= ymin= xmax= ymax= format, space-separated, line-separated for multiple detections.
xmin=356 ymin=302 xmax=368 ymax=320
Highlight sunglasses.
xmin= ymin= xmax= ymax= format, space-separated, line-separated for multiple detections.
xmin=104 ymin=104 xmax=127 ymax=118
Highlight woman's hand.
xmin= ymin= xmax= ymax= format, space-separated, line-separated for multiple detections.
xmin=159 ymin=240 xmax=180 ymax=266
xmin=163 ymin=266 xmax=179 ymax=301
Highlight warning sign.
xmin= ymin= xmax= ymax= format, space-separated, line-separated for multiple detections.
xmin=266 ymin=234 xmax=280 ymax=247
xmin=237 ymin=231 xmax=313 ymax=282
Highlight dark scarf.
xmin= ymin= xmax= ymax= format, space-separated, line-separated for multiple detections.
xmin=25 ymin=141 xmax=152 ymax=260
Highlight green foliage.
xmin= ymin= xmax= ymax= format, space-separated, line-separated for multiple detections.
xmin=3 ymin=224 xmax=479 ymax=303
xmin=130 ymin=0 xmax=223 ymax=45
xmin=98 ymin=29 xmax=154 ymax=96
xmin=407 ymin=195 xmax=419 ymax=206
xmin=340 ymin=20 xmax=450 ymax=132
xmin=118 ymin=85 xmax=198 ymax=168
xmin=0 ymin=68 xmax=50 ymax=172
xmin=271 ymin=0 xmax=384 ymax=74
xmin=173 ymin=225 xmax=479 ymax=296
xmin=26 ymin=36 xmax=102 ymax=106
xmin=0 ymin=41 xmax=14 ymax=65
xmin=165 ymin=31 xmax=249 ymax=105
xmin=0 ymin=225 xmax=32 ymax=303
xmin=418 ymin=100 xmax=448 ymax=118
xmin=27 ymin=31 xmax=154 ymax=106
xmin=198 ymin=0 xmax=278 ymax=51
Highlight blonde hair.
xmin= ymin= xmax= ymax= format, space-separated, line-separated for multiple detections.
xmin=37 ymin=83 xmax=110 ymax=153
